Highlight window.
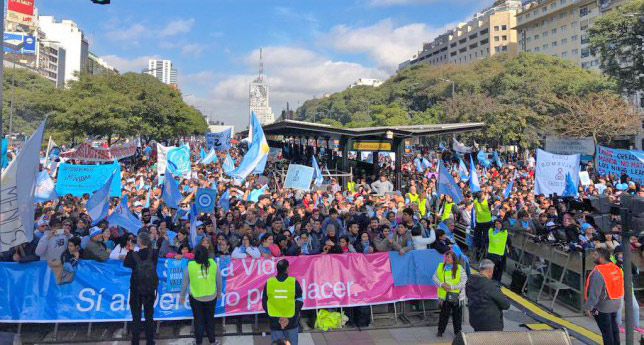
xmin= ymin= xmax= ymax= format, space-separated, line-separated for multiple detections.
xmin=494 ymin=36 xmax=500 ymax=42
xmin=580 ymin=6 xmax=589 ymax=17
xmin=535 ymin=47 xmax=541 ymax=52
xmin=480 ymin=38 xmax=489 ymax=44
xmin=527 ymin=37 xmax=532 ymax=43
xmin=560 ymin=0 xmax=566 ymax=4
xmin=526 ymin=13 xmax=531 ymax=18
xmin=501 ymin=45 xmax=508 ymax=51
xmin=475 ymin=52 xmax=478 ymax=57
xmin=591 ymin=59 xmax=599 ymax=66
xmin=561 ymin=38 xmax=567 ymax=45
xmin=552 ymin=41 xmax=558 ymax=47
xmin=561 ymin=51 xmax=568 ymax=58
xmin=459 ymin=38 xmax=467 ymax=44
xmin=494 ymin=25 xmax=500 ymax=31
xmin=450 ymin=42 xmax=457 ymax=48
xmin=543 ymin=31 xmax=548 ymax=37
xmin=571 ymin=35 xmax=578 ymax=41
xmin=581 ymin=47 xmax=590 ymax=57
xmin=501 ymin=25 xmax=507 ymax=30
xmin=542 ymin=7 xmax=547 ymax=13
xmin=560 ymin=12 xmax=567 ymax=19
xmin=494 ymin=46 xmax=501 ymax=52
xmin=572 ymin=48 xmax=578 ymax=55
xmin=581 ymin=61 xmax=591 ymax=69
xmin=581 ymin=24 xmax=588 ymax=31
xmin=543 ymin=43 xmax=549 ymax=50
xmin=459 ymin=47 xmax=467 ymax=53
xmin=450 ymin=51 xmax=457 ymax=56
xmin=469 ymin=43 xmax=478 ymax=49
xmin=561 ymin=25 xmax=567 ymax=32
xmin=534 ymin=34 xmax=540 ymax=40
xmin=526 ymin=49 xmax=532 ymax=53
xmin=571 ymin=21 xmax=578 ymax=29
xmin=480 ymin=28 xmax=489 ymax=35
xmin=469 ymin=33 xmax=478 ymax=40
xmin=502 ymin=35 xmax=507 ymax=41
xmin=550 ymin=2 xmax=556 ymax=9
xmin=551 ymin=28 xmax=557 ymax=34
xmin=581 ymin=34 xmax=589 ymax=44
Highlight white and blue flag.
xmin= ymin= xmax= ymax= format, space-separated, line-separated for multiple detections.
xmin=200 ymin=149 xmax=217 ymax=165
xmin=222 ymin=154 xmax=235 ymax=174
xmin=228 ymin=112 xmax=269 ymax=180
xmin=86 ymin=171 xmax=117 ymax=225
xmin=107 ymin=196 xmax=143 ymax=234
xmin=469 ymin=155 xmax=481 ymax=193
xmin=34 ymin=170 xmax=58 ymax=203
xmin=162 ymin=167 xmax=182 ymax=209
xmin=437 ymin=160 xmax=463 ymax=203
xmin=312 ymin=156 xmax=323 ymax=187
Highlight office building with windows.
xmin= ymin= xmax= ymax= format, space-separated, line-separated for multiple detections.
xmin=146 ymin=59 xmax=178 ymax=89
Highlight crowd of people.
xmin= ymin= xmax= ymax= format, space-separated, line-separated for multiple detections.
xmin=1 ymin=138 xmax=643 ymax=344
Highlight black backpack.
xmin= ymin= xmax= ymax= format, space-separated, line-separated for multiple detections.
xmin=132 ymin=251 xmax=158 ymax=295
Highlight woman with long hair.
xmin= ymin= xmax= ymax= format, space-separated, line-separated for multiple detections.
xmin=432 ymin=250 xmax=467 ymax=338
xmin=180 ymin=246 xmax=222 ymax=345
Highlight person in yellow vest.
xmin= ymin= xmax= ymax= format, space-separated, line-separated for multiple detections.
xmin=180 ymin=246 xmax=222 ymax=345
xmin=439 ymin=195 xmax=456 ymax=222
xmin=432 ymin=250 xmax=467 ymax=338
xmin=473 ymin=192 xmax=492 ymax=260
xmin=584 ymin=248 xmax=623 ymax=345
xmin=486 ymin=219 xmax=511 ymax=282
xmin=262 ymin=259 xmax=303 ymax=345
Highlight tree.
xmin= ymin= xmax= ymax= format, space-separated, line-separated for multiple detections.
xmin=589 ymin=0 xmax=644 ymax=95
xmin=551 ymin=91 xmax=642 ymax=143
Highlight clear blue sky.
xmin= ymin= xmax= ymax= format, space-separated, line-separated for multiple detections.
xmin=37 ymin=0 xmax=493 ymax=128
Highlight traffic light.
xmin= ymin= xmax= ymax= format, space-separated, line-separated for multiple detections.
xmin=91 ymin=0 xmax=110 ymax=4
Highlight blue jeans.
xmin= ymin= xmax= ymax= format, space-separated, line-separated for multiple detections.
xmin=271 ymin=326 xmax=299 ymax=345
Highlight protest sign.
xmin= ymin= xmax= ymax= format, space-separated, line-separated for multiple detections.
xmin=534 ymin=149 xmax=580 ymax=197
xmin=545 ymin=136 xmax=595 ymax=156
xmin=59 ymin=141 xmax=137 ymax=162
xmin=56 ymin=162 xmax=121 ymax=197
xmin=283 ymin=164 xmax=314 ymax=190
xmin=165 ymin=259 xmax=187 ymax=293
xmin=578 ymin=171 xmax=591 ymax=186
xmin=595 ymin=146 xmax=644 ymax=184
xmin=0 ymin=251 xmax=440 ymax=322
xmin=195 ymin=188 xmax=217 ymax=214
xmin=206 ymin=129 xmax=231 ymax=151
xmin=166 ymin=146 xmax=191 ymax=178
xmin=156 ymin=143 xmax=173 ymax=177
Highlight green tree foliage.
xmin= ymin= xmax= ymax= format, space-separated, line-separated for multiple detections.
xmin=296 ymin=53 xmax=620 ymax=147
xmin=3 ymin=69 xmax=207 ymax=144
xmin=589 ymin=0 xmax=644 ymax=95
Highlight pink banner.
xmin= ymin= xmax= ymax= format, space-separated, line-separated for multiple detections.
xmin=222 ymin=252 xmax=436 ymax=316
xmin=60 ymin=141 xmax=137 ymax=162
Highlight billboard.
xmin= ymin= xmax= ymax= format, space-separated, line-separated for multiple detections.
xmin=7 ymin=0 xmax=35 ymax=25
xmin=3 ymin=33 xmax=36 ymax=55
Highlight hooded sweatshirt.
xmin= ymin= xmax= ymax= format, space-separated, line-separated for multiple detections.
xmin=465 ymin=273 xmax=511 ymax=331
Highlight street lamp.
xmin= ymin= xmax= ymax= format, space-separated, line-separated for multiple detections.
xmin=439 ymin=78 xmax=455 ymax=100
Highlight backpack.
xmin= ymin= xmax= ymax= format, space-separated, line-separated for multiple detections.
xmin=132 ymin=251 xmax=158 ymax=295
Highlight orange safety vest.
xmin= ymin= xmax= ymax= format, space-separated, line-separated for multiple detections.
xmin=585 ymin=263 xmax=624 ymax=301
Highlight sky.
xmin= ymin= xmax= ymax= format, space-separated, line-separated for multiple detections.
xmin=36 ymin=0 xmax=495 ymax=129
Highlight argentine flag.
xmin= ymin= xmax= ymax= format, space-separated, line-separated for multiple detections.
xmin=312 ymin=156 xmax=323 ymax=187
xmin=469 ymin=155 xmax=481 ymax=193
xmin=228 ymin=111 xmax=269 ymax=180
xmin=87 ymin=171 xmax=117 ymax=225
xmin=222 ymin=154 xmax=235 ymax=174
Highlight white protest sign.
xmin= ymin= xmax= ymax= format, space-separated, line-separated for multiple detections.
xmin=533 ymin=149 xmax=580 ymax=197
xmin=283 ymin=164 xmax=314 ymax=190
xmin=578 ymin=171 xmax=591 ymax=186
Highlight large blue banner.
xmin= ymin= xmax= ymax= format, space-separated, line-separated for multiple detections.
xmin=167 ymin=146 xmax=191 ymax=178
xmin=595 ymin=146 xmax=644 ymax=184
xmin=56 ymin=162 xmax=121 ymax=197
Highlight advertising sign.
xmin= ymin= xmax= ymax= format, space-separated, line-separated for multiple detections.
xmin=3 ymin=33 xmax=36 ymax=55
xmin=7 ymin=0 xmax=34 ymax=25
xmin=352 ymin=141 xmax=392 ymax=151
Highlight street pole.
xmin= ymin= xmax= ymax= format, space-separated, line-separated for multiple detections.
xmin=620 ymin=207 xmax=634 ymax=345
xmin=8 ymin=60 xmax=14 ymax=144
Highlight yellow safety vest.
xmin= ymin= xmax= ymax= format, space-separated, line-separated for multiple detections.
xmin=441 ymin=202 xmax=454 ymax=221
xmin=474 ymin=198 xmax=492 ymax=223
xmin=347 ymin=181 xmax=356 ymax=193
xmin=418 ymin=197 xmax=427 ymax=217
xmin=436 ymin=263 xmax=462 ymax=300
xmin=187 ymin=260 xmax=217 ymax=298
xmin=487 ymin=228 xmax=508 ymax=256
xmin=407 ymin=193 xmax=419 ymax=205
xmin=266 ymin=276 xmax=296 ymax=318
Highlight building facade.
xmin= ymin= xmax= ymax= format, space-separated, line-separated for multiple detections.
xmin=146 ymin=59 xmax=177 ymax=88
xmin=37 ymin=39 xmax=66 ymax=87
xmin=399 ymin=0 xmax=522 ymax=70
xmin=37 ymin=16 xmax=89 ymax=85
xmin=86 ymin=53 xmax=118 ymax=75
xmin=249 ymin=49 xmax=275 ymax=126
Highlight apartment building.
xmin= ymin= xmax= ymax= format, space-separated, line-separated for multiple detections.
xmin=515 ymin=0 xmax=630 ymax=70
xmin=399 ymin=0 xmax=522 ymax=70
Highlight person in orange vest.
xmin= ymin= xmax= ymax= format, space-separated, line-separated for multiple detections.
xmin=584 ymin=247 xmax=624 ymax=345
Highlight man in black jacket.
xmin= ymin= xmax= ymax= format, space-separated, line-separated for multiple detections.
xmin=465 ymin=259 xmax=511 ymax=331
xmin=262 ymin=260 xmax=303 ymax=345
xmin=124 ymin=232 xmax=159 ymax=345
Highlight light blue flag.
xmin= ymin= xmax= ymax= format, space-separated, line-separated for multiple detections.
xmin=200 ymin=149 xmax=217 ymax=165
xmin=144 ymin=188 xmax=151 ymax=208
xmin=414 ymin=157 xmax=423 ymax=172
xmin=469 ymin=155 xmax=481 ymax=193
xmin=562 ymin=172 xmax=578 ymax=197
xmin=218 ymin=189 xmax=230 ymax=212
xmin=162 ymin=168 xmax=182 ymax=209
xmin=35 ymin=170 xmax=58 ymax=203
xmin=0 ymin=120 xmax=46 ymax=252
xmin=200 ymin=147 xmax=206 ymax=160
xmin=167 ymin=145 xmax=191 ymax=177
xmin=107 ymin=196 xmax=143 ymax=234
xmin=422 ymin=157 xmax=430 ymax=171
xmin=438 ymin=141 xmax=447 ymax=151
xmin=477 ymin=150 xmax=491 ymax=168
xmin=189 ymin=203 xmax=199 ymax=248
xmin=222 ymin=154 xmax=235 ymax=173
xmin=458 ymin=157 xmax=469 ymax=182
xmin=504 ymin=179 xmax=514 ymax=199
xmin=228 ymin=112 xmax=269 ymax=180
xmin=312 ymin=156 xmax=323 ymax=187
xmin=86 ymin=171 xmax=116 ymax=225
xmin=493 ymin=151 xmax=503 ymax=168
xmin=437 ymin=160 xmax=463 ymax=203
xmin=195 ymin=188 xmax=217 ymax=214
xmin=284 ymin=164 xmax=314 ymax=190
xmin=2 ymin=138 xmax=8 ymax=169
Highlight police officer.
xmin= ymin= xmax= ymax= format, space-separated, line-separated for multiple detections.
xmin=262 ymin=259 xmax=303 ymax=345
xmin=584 ymin=248 xmax=623 ymax=345
xmin=486 ymin=218 xmax=510 ymax=282
xmin=180 ymin=246 xmax=222 ymax=345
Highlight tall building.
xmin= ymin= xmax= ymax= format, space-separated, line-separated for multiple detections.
xmin=399 ymin=0 xmax=522 ymax=70
xmin=515 ymin=0 xmax=629 ymax=70
xmin=249 ymin=49 xmax=275 ymax=126
xmin=37 ymin=16 xmax=89 ymax=85
xmin=86 ymin=53 xmax=118 ymax=75
xmin=146 ymin=59 xmax=177 ymax=89
xmin=37 ymin=38 xmax=66 ymax=87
